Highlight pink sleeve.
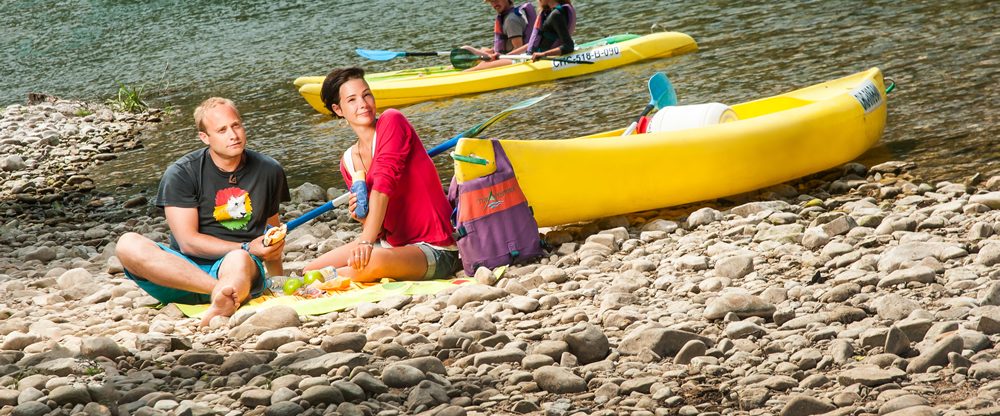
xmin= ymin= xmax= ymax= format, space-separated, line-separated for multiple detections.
xmin=369 ymin=109 xmax=414 ymax=196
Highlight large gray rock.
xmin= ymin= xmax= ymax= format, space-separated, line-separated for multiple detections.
xmin=976 ymin=243 xmax=1000 ymax=266
xmin=907 ymin=335 xmax=963 ymax=373
xmin=220 ymin=352 xmax=264 ymax=375
xmin=0 ymin=155 xmax=25 ymax=171
xmin=753 ymin=224 xmax=804 ymax=243
xmin=560 ymin=323 xmax=609 ymax=364
xmin=837 ymin=366 xmax=905 ymax=387
xmin=80 ymin=337 xmax=124 ymax=360
xmin=687 ymin=207 xmax=722 ymax=228
xmin=472 ymin=349 xmax=525 ymax=367
xmin=286 ymin=352 xmax=369 ymax=376
xmin=715 ymin=255 xmax=754 ymax=279
xmin=730 ymin=201 xmax=791 ymax=217
xmin=301 ymin=385 xmax=344 ymax=406
xmin=23 ymin=247 xmax=56 ymax=262
xmin=877 ymin=243 xmax=967 ymax=272
xmin=447 ymin=284 xmax=506 ymax=308
xmin=11 ymin=401 xmax=51 ymax=416
xmin=381 ymin=364 xmax=425 ymax=388
xmin=291 ymin=182 xmax=326 ymax=203
xmin=970 ymin=191 xmax=1000 ymax=209
xmin=322 ymin=332 xmax=368 ymax=353
xmin=395 ymin=356 xmax=447 ymax=375
xmin=779 ymin=395 xmax=835 ymax=416
xmin=230 ymin=306 xmax=301 ymax=339
xmin=877 ymin=266 xmax=936 ymax=288
xmin=256 ymin=328 xmax=309 ymax=350
xmin=618 ymin=326 xmax=713 ymax=358
xmin=48 ymin=384 xmax=92 ymax=405
xmin=405 ymin=380 xmax=450 ymax=411
xmin=879 ymin=395 xmax=930 ymax=415
xmin=875 ymin=294 xmax=921 ymax=321
xmin=532 ymin=366 xmax=587 ymax=393
xmin=704 ymin=293 xmax=775 ymax=320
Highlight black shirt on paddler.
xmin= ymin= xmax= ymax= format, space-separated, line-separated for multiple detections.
xmin=156 ymin=148 xmax=291 ymax=264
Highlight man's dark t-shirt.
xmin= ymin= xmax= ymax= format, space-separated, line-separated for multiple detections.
xmin=156 ymin=148 xmax=291 ymax=264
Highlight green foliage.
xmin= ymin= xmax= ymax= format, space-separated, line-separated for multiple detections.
xmin=107 ymin=82 xmax=148 ymax=113
xmin=74 ymin=108 xmax=93 ymax=117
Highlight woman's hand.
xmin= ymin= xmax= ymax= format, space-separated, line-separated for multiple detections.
xmin=531 ymin=52 xmax=545 ymax=62
xmin=347 ymin=240 xmax=374 ymax=270
xmin=348 ymin=194 xmax=366 ymax=224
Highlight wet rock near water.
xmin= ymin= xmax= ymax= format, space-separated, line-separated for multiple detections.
xmin=2 ymin=110 xmax=1000 ymax=415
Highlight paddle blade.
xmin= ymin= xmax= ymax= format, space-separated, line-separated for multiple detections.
xmin=449 ymin=49 xmax=483 ymax=70
xmin=467 ymin=93 xmax=551 ymax=137
xmin=648 ymin=72 xmax=677 ymax=109
xmin=355 ymin=48 xmax=405 ymax=61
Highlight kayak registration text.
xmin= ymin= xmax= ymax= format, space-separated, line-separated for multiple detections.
xmin=552 ymin=46 xmax=621 ymax=70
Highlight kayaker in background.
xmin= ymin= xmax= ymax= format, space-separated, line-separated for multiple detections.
xmin=511 ymin=0 xmax=576 ymax=62
xmin=304 ymin=67 xmax=460 ymax=282
xmin=465 ymin=0 xmax=536 ymax=71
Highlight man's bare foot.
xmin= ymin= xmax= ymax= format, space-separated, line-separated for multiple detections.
xmin=199 ymin=285 xmax=239 ymax=327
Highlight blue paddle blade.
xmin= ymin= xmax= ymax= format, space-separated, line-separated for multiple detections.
xmin=648 ymin=72 xmax=677 ymax=109
xmin=355 ymin=48 xmax=405 ymax=61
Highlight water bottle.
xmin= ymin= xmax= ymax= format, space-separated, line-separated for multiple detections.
xmin=351 ymin=170 xmax=369 ymax=219
xmin=318 ymin=266 xmax=337 ymax=281
xmin=266 ymin=275 xmax=290 ymax=295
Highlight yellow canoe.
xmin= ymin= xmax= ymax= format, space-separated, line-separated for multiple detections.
xmin=452 ymin=68 xmax=889 ymax=227
xmin=295 ymin=32 xmax=698 ymax=114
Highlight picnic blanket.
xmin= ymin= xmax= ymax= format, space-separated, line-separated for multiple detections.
xmin=174 ymin=278 xmax=476 ymax=318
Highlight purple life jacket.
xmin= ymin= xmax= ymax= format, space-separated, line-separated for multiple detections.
xmin=493 ymin=2 xmax=537 ymax=54
xmin=526 ymin=3 xmax=576 ymax=53
xmin=448 ymin=140 xmax=544 ymax=276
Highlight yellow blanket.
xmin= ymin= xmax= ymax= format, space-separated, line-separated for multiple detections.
xmin=175 ymin=278 xmax=475 ymax=318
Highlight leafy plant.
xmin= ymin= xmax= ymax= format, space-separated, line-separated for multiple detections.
xmin=107 ymin=82 xmax=148 ymax=113
xmin=74 ymin=108 xmax=93 ymax=117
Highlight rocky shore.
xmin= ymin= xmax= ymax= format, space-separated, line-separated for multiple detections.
xmin=3 ymin=100 xmax=1000 ymax=416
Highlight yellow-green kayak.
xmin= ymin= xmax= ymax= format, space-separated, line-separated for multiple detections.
xmin=295 ymin=32 xmax=698 ymax=114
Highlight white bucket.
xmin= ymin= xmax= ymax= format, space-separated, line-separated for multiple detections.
xmin=648 ymin=103 xmax=739 ymax=133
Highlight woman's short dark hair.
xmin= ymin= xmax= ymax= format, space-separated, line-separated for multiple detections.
xmin=321 ymin=67 xmax=366 ymax=117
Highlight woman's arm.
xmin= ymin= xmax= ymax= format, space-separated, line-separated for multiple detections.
xmin=349 ymin=190 xmax=387 ymax=270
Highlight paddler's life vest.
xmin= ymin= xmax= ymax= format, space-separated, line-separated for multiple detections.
xmin=526 ymin=3 xmax=576 ymax=53
xmin=493 ymin=2 xmax=537 ymax=54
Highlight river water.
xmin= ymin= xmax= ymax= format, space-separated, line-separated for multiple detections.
xmin=2 ymin=0 xmax=996 ymax=195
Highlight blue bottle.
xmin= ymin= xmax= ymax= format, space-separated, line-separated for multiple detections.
xmin=351 ymin=170 xmax=369 ymax=218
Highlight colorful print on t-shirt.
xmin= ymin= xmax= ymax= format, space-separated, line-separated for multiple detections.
xmin=213 ymin=187 xmax=253 ymax=230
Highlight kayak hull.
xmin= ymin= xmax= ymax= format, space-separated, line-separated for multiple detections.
xmin=453 ymin=68 xmax=889 ymax=227
xmin=296 ymin=32 xmax=697 ymax=114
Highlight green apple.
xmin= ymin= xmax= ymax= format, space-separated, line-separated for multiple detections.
xmin=303 ymin=270 xmax=326 ymax=285
xmin=282 ymin=278 xmax=303 ymax=295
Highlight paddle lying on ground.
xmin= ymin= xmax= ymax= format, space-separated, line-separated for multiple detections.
xmin=355 ymin=48 xmax=451 ymax=61
xmin=621 ymin=72 xmax=677 ymax=136
xmin=449 ymin=48 xmax=594 ymax=70
xmin=275 ymin=94 xmax=551 ymax=237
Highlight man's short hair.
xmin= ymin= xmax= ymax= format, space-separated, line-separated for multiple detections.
xmin=194 ymin=97 xmax=241 ymax=132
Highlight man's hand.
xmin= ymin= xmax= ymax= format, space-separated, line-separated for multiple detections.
xmin=248 ymin=235 xmax=284 ymax=261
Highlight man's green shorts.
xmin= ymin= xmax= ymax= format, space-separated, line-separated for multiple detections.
xmin=124 ymin=243 xmax=267 ymax=304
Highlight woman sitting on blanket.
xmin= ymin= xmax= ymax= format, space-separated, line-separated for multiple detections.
xmin=304 ymin=67 xmax=460 ymax=282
